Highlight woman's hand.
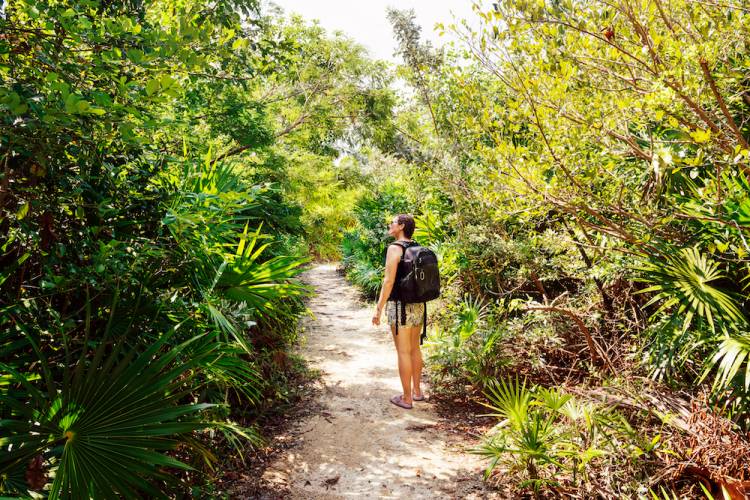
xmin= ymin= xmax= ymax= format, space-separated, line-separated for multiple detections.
xmin=372 ymin=306 xmax=382 ymax=326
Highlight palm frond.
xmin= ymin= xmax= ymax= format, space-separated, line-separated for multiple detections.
xmin=481 ymin=377 xmax=531 ymax=430
xmin=703 ymin=330 xmax=750 ymax=391
xmin=215 ymin=222 xmax=311 ymax=315
xmin=636 ymin=246 xmax=746 ymax=333
xmin=0 ymin=329 xmax=229 ymax=498
xmin=455 ymin=294 xmax=489 ymax=342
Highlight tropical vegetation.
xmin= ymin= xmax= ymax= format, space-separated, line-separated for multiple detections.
xmin=1 ymin=0 xmax=392 ymax=496
xmin=342 ymin=2 xmax=750 ymax=497
xmin=3 ymin=0 xmax=750 ymax=498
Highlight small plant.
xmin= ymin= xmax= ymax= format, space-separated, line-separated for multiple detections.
xmin=426 ymin=295 xmax=512 ymax=391
xmin=473 ymin=377 xmax=635 ymax=497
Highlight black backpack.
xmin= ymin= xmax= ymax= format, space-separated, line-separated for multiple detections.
xmin=389 ymin=240 xmax=440 ymax=344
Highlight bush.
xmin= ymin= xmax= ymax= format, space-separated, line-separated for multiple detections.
xmin=341 ymin=180 xmax=412 ymax=298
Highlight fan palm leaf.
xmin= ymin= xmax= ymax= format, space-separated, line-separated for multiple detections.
xmin=190 ymin=222 xmax=310 ymax=352
xmin=214 ymin=223 xmax=311 ymax=315
xmin=481 ymin=377 xmax=532 ymax=430
xmin=703 ymin=330 xmax=750 ymax=391
xmin=0 ymin=328 xmax=228 ymax=499
xmin=636 ymin=246 xmax=746 ymax=333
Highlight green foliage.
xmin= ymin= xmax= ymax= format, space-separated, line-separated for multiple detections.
xmin=637 ymin=247 xmax=746 ymax=334
xmin=213 ymin=222 xmax=309 ymax=316
xmin=373 ymin=1 xmax=750 ymax=495
xmin=384 ymin=0 xmax=750 ymax=431
xmin=426 ymin=296 xmax=516 ymax=392
xmin=474 ymin=378 xmax=642 ymax=496
xmin=282 ymin=154 xmax=367 ymax=260
xmin=708 ymin=332 xmax=750 ymax=391
xmin=636 ymin=246 xmax=750 ymax=403
xmin=6 ymin=0 xmax=750 ymax=496
xmin=1 ymin=331 xmax=222 ymax=499
xmin=0 ymin=0 xmax=394 ymax=495
xmin=0 ymin=145 xmax=310 ymax=495
xmin=234 ymin=15 xmax=398 ymax=260
xmin=341 ymin=180 xmax=413 ymax=298
xmin=413 ymin=209 xmax=450 ymax=246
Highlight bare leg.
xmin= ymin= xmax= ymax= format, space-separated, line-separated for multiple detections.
xmin=391 ymin=324 xmax=414 ymax=404
xmin=409 ymin=324 xmax=423 ymax=397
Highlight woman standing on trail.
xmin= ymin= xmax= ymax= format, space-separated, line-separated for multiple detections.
xmin=371 ymin=214 xmax=426 ymax=410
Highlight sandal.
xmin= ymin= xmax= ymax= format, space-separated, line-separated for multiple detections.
xmin=390 ymin=394 xmax=413 ymax=409
xmin=412 ymin=392 xmax=426 ymax=401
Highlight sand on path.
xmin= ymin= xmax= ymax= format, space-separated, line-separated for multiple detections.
xmin=261 ymin=263 xmax=500 ymax=499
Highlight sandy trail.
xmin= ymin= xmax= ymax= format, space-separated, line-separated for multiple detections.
xmin=262 ymin=263 xmax=498 ymax=499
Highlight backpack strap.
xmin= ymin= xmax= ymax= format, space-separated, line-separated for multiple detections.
xmin=390 ymin=240 xmax=417 ymax=337
xmin=420 ymin=302 xmax=427 ymax=345
xmin=393 ymin=302 xmax=407 ymax=336
xmin=389 ymin=241 xmax=404 ymax=338
xmin=389 ymin=240 xmax=411 ymax=263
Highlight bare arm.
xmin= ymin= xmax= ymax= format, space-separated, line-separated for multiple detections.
xmin=372 ymin=244 xmax=403 ymax=325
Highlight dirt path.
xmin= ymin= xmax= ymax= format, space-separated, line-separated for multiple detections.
xmin=261 ymin=263 xmax=499 ymax=499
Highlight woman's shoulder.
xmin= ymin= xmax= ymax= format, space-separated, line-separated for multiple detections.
xmin=385 ymin=242 xmax=406 ymax=261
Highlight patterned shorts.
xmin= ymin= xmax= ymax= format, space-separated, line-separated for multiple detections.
xmin=385 ymin=300 xmax=425 ymax=327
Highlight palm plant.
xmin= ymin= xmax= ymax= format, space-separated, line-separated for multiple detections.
xmin=481 ymin=376 xmax=532 ymax=429
xmin=535 ymin=387 xmax=573 ymax=413
xmin=191 ymin=339 xmax=265 ymax=410
xmin=218 ymin=222 xmax=310 ymax=310
xmin=637 ymin=246 xmax=745 ymax=334
xmin=642 ymin=314 xmax=715 ymax=383
xmin=340 ymin=182 xmax=412 ymax=296
xmin=703 ymin=329 xmax=750 ymax=391
xmin=455 ymin=294 xmax=489 ymax=342
xmin=474 ymin=378 xmax=565 ymax=497
xmin=164 ymin=151 xmax=311 ymax=354
xmin=426 ymin=295 xmax=504 ymax=390
xmin=473 ymin=378 xmax=625 ymax=494
xmin=164 ymin=152 xmax=261 ymax=252
xmin=193 ymin=222 xmax=311 ymax=352
xmin=723 ymin=170 xmax=750 ymax=229
xmin=638 ymin=246 xmax=750 ymax=398
xmin=0 ymin=328 xmax=242 ymax=498
xmin=463 ymin=328 xmax=510 ymax=389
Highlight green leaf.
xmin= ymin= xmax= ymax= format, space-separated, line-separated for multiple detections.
xmin=145 ymin=79 xmax=160 ymax=96
xmin=64 ymin=93 xmax=79 ymax=113
xmin=75 ymin=99 xmax=90 ymax=113
xmin=127 ymin=48 xmax=144 ymax=63
xmin=16 ymin=202 xmax=29 ymax=220
xmin=160 ymin=75 xmax=175 ymax=90
xmin=689 ymin=129 xmax=711 ymax=143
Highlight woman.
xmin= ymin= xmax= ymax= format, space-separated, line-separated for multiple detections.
xmin=371 ymin=214 xmax=426 ymax=409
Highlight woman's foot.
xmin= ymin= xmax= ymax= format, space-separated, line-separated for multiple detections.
xmin=390 ymin=394 xmax=413 ymax=409
xmin=412 ymin=391 xmax=425 ymax=401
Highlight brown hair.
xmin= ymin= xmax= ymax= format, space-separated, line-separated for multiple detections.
xmin=396 ymin=214 xmax=415 ymax=238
